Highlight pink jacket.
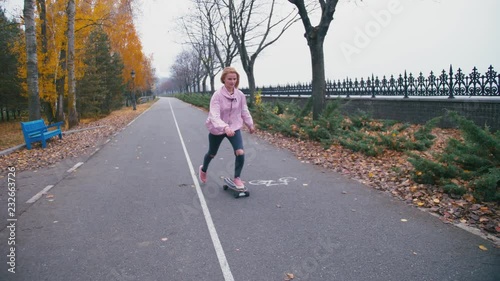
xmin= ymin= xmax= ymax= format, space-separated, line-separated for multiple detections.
xmin=205 ymin=86 xmax=254 ymax=135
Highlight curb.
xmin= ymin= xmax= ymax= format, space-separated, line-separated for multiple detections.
xmin=0 ymin=144 xmax=25 ymax=156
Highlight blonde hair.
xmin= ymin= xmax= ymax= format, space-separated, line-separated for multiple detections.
xmin=220 ymin=67 xmax=240 ymax=88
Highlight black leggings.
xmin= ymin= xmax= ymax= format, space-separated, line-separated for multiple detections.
xmin=202 ymin=130 xmax=244 ymax=178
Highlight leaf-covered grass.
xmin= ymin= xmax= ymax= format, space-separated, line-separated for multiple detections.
xmin=0 ymin=119 xmax=27 ymax=151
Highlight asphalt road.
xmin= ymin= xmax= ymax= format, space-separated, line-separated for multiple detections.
xmin=1 ymin=97 xmax=499 ymax=281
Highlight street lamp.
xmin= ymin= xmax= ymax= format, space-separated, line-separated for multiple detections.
xmin=131 ymin=70 xmax=136 ymax=110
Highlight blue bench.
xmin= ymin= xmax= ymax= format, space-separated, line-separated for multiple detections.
xmin=20 ymin=119 xmax=64 ymax=150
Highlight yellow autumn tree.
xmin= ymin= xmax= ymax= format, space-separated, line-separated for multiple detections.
xmin=19 ymin=0 xmax=154 ymax=123
xmin=80 ymin=0 xmax=154 ymax=92
xmin=36 ymin=0 xmax=67 ymax=119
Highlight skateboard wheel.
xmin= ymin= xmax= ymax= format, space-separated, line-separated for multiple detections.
xmin=245 ymin=192 xmax=250 ymax=197
xmin=223 ymin=185 xmax=228 ymax=190
xmin=234 ymin=193 xmax=240 ymax=198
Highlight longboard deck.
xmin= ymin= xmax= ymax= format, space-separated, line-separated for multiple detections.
xmin=223 ymin=177 xmax=250 ymax=198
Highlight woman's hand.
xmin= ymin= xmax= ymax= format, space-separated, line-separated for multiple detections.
xmin=224 ymin=126 xmax=235 ymax=137
xmin=248 ymin=125 xmax=255 ymax=134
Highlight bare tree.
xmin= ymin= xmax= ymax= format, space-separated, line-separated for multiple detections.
xmin=67 ymin=0 xmax=78 ymax=127
xmin=183 ymin=0 xmax=239 ymax=93
xmin=181 ymin=10 xmax=217 ymax=93
xmin=210 ymin=0 xmax=239 ymax=68
xmin=191 ymin=49 xmax=205 ymax=93
xmin=289 ymin=0 xmax=339 ymax=119
xmin=224 ymin=0 xmax=299 ymax=105
xmin=156 ymin=77 xmax=177 ymax=95
xmin=170 ymin=49 xmax=201 ymax=93
xmin=23 ymin=0 xmax=41 ymax=120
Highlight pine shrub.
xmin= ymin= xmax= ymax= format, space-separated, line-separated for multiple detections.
xmin=408 ymin=112 xmax=500 ymax=202
xmin=442 ymin=183 xmax=467 ymax=197
xmin=408 ymin=154 xmax=461 ymax=184
xmin=339 ymin=131 xmax=383 ymax=156
xmin=470 ymin=168 xmax=500 ymax=203
xmin=412 ymin=117 xmax=439 ymax=150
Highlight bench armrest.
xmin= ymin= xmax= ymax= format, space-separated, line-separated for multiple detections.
xmin=46 ymin=121 xmax=64 ymax=130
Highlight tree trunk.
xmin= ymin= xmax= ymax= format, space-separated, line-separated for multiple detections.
xmin=210 ymin=74 xmax=215 ymax=93
xmin=55 ymin=48 xmax=66 ymax=122
xmin=236 ymin=45 xmax=255 ymax=106
xmin=202 ymin=75 xmax=207 ymax=94
xmin=290 ymin=0 xmax=339 ymax=120
xmin=24 ymin=0 xmax=41 ymax=120
xmin=67 ymin=0 xmax=78 ymax=128
xmin=38 ymin=0 xmax=47 ymax=55
xmin=309 ymin=39 xmax=326 ymax=120
xmin=38 ymin=0 xmax=54 ymax=123
xmin=244 ymin=64 xmax=256 ymax=107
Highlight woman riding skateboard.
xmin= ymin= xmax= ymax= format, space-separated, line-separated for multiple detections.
xmin=199 ymin=66 xmax=255 ymax=190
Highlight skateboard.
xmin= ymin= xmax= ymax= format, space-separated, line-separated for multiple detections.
xmin=223 ymin=177 xmax=250 ymax=198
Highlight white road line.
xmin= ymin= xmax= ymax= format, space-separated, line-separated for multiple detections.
xmin=67 ymin=162 xmax=84 ymax=173
xmin=168 ymin=99 xmax=235 ymax=281
xmin=26 ymin=185 xmax=54 ymax=204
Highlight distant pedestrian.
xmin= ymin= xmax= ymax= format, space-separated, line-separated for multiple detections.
xmin=199 ymin=67 xmax=255 ymax=189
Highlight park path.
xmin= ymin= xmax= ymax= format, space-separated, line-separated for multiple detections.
xmin=0 ymin=97 xmax=498 ymax=281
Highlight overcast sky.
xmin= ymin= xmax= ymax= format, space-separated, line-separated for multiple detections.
xmin=3 ymin=0 xmax=499 ymax=88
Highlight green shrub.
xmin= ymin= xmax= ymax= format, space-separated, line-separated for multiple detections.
xmin=469 ymin=168 xmax=500 ymax=203
xmin=448 ymin=111 xmax=500 ymax=162
xmin=408 ymin=112 xmax=500 ymax=202
xmin=408 ymin=154 xmax=461 ymax=184
xmin=339 ymin=131 xmax=383 ymax=156
xmin=300 ymin=96 xmax=313 ymax=117
xmin=412 ymin=117 xmax=439 ymax=150
xmin=317 ymin=100 xmax=345 ymax=136
xmin=349 ymin=110 xmax=372 ymax=130
xmin=175 ymin=93 xmax=211 ymax=109
xmin=306 ymin=126 xmax=331 ymax=142
xmin=442 ymin=183 xmax=467 ymax=196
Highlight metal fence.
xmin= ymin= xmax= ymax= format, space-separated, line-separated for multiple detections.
xmin=243 ymin=65 xmax=499 ymax=98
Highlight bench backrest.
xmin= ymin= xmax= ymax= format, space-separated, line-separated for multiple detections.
xmin=21 ymin=120 xmax=47 ymax=136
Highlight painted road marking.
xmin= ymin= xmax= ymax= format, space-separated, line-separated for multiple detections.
xmin=26 ymin=185 xmax=54 ymax=204
xmin=168 ymin=99 xmax=235 ymax=281
xmin=67 ymin=162 xmax=84 ymax=173
xmin=248 ymin=177 xmax=297 ymax=186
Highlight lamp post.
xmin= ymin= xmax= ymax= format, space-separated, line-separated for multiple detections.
xmin=131 ymin=70 xmax=136 ymax=110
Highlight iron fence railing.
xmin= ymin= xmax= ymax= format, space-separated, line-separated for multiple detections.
xmin=242 ymin=65 xmax=499 ymax=98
